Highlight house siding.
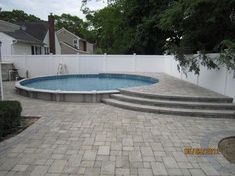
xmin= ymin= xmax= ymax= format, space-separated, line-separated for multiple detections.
xmin=79 ymin=40 xmax=85 ymax=51
xmin=12 ymin=43 xmax=32 ymax=55
xmin=60 ymin=43 xmax=79 ymax=54
xmin=87 ymin=42 xmax=94 ymax=54
xmin=57 ymin=28 xmax=94 ymax=54
xmin=0 ymin=32 xmax=14 ymax=56
xmin=57 ymin=30 xmax=79 ymax=48
xmin=43 ymin=31 xmax=61 ymax=54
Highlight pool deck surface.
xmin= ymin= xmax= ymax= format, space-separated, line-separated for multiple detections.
xmin=0 ymin=73 xmax=235 ymax=176
xmin=120 ymin=73 xmax=228 ymax=98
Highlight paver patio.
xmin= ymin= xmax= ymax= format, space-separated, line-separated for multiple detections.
xmin=0 ymin=79 xmax=235 ymax=176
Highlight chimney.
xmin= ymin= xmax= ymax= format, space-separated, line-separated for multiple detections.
xmin=48 ymin=13 xmax=56 ymax=54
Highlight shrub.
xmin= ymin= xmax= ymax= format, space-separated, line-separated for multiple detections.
xmin=0 ymin=101 xmax=22 ymax=138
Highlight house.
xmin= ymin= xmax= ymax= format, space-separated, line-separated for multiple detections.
xmin=0 ymin=15 xmax=61 ymax=56
xmin=56 ymin=28 xmax=94 ymax=54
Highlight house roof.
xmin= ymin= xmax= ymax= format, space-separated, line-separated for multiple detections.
xmin=61 ymin=41 xmax=79 ymax=51
xmin=15 ymin=21 xmax=48 ymax=42
xmin=60 ymin=41 xmax=89 ymax=54
xmin=4 ymin=30 xmax=43 ymax=45
xmin=0 ymin=20 xmax=50 ymax=45
xmin=57 ymin=27 xmax=87 ymax=42
xmin=0 ymin=20 xmax=20 ymax=32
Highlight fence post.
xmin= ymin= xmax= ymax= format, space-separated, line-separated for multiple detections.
xmin=133 ymin=53 xmax=136 ymax=72
xmin=197 ymin=51 xmax=202 ymax=85
xmin=103 ymin=53 xmax=107 ymax=73
xmin=24 ymin=55 xmax=27 ymax=78
xmin=196 ymin=75 xmax=199 ymax=86
xmin=224 ymin=69 xmax=228 ymax=95
xmin=77 ymin=53 xmax=81 ymax=74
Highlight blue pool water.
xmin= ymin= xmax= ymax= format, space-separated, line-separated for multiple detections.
xmin=20 ymin=74 xmax=158 ymax=91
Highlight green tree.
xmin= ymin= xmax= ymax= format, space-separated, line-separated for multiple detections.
xmin=0 ymin=10 xmax=41 ymax=22
xmin=87 ymin=4 xmax=133 ymax=53
xmin=86 ymin=0 xmax=173 ymax=54
xmin=159 ymin=0 xmax=235 ymax=74
xmin=122 ymin=0 xmax=173 ymax=54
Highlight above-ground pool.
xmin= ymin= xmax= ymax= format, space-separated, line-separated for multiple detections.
xmin=16 ymin=73 xmax=158 ymax=102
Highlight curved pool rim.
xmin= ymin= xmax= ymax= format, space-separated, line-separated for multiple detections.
xmin=15 ymin=73 xmax=159 ymax=102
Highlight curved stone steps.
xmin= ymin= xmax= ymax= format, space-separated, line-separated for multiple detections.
xmin=119 ymin=89 xmax=233 ymax=103
xmin=111 ymin=94 xmax=235 ymax=110
xmin=102 ymin=98 xmax=235 ymax=118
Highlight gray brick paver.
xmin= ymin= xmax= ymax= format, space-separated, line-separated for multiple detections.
xmin=12 ymin=164 xmax=29 ymax=172
xmin=163 ymin=156 xmax=179 ymax=169
xmin=138 ymin=168 xmax=153 ymax=176
xmin=48 ymin=160 xmax=67 ymax=173
xmin=98 ymin=146 xmax=110 ymax=155
xmin=151 ymin=162 xmax=168 ymax=175
xmin=189 ymin=168 xmax=206 ymax=176
xmin=83 ymin=150 xmax=97 ymax=160
xmin=116 ymin=168 xmax=130 ymax=176
xmin=198 ymin=163 xmax=220 ymax=176
xmin=1 ymin=81 xmax=235 ymax=176
xmin=30 ymin=166 xmax=49 ymax=176
xmin=101 ymin=161 xmax=115 ymax=175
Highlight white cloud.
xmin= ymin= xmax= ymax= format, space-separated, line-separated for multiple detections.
xmin=0 ymin=0 xmax=107 ymax=20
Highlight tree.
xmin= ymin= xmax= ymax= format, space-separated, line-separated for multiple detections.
xmin=159 ymin=0 xmax=235 ymax=74
xmin=0 ymin=10 xmax=41 ymax=22
xmin=86 ymin=0 xmax=173 ymax=54
xmin=121 ymin=0 xmax=173 ymax=54
xmin=86 ymin=4 xmax=132 ymax=53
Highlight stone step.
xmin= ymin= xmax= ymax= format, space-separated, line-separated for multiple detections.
xmin=111 ymin=94 xmax=235 ymax=110
xmin=119 ymin=89 xmax=233 ymax=103
xmin=102 ymin=98 xmax=235 ymax=118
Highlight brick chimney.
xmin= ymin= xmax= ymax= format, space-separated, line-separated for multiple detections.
xmin=48 ymin=13 xmax=56 ymax=54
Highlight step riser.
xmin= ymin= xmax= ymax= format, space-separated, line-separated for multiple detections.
xmin=111 ymin=95 xmax=235 ymax=110
xmin=103 ymin=100 xmax=235 ymax=119
xmin=120 ymin=90 xmax=233 ymax=103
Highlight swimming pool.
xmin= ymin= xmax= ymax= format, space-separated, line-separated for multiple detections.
xmin=16 ymin=73 xmax=158 ymax=102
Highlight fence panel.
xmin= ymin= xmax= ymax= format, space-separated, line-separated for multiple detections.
xmin=135 ymin=55 xmax=165 ymax=72
xmin=105 ymin=55 xmax=134 ymax=72
xmin=2 ymin=54 xmax=235 ymax=101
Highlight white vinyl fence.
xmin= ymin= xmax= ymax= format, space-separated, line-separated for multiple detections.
xmin=3 ymin=54 xmax=235 ymax=101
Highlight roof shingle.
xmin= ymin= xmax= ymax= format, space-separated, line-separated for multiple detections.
xmin=4 ymin=30 xmax=43 ymax=45
xmin=16 ymin=21 xmax=48 ymax=42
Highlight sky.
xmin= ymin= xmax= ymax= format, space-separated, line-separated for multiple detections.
xmin=0 ymin=0 xmax=107 ymax=20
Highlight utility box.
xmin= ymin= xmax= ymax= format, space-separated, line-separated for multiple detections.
xmin=1 ymin=62 xmax=15 ymax=81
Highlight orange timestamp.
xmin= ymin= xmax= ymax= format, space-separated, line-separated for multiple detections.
xmin=184 ymin=148 xmax=220 ymax=155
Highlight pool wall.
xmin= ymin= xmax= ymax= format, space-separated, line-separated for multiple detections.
xmin=15 ymin=73 xmax=157 ymax=103
xmin=16 ymin=87 xmax=118 ymax=102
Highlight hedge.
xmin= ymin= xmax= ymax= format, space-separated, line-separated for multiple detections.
xmin=0 ymin=101 xmax=22 ymax=138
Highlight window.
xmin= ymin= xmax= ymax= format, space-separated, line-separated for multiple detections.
xmin=73 ymin=39 xmax=78 ymax=48
xmin=31 ymin=46 xmax=34 ymax=55
xmin=44 ymin=47 xmax=49 ymax=54
xmin=83 ymin=41 xmax=87 ymax=51
xmin=31 ymin=46 xmax=42 ymax=55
